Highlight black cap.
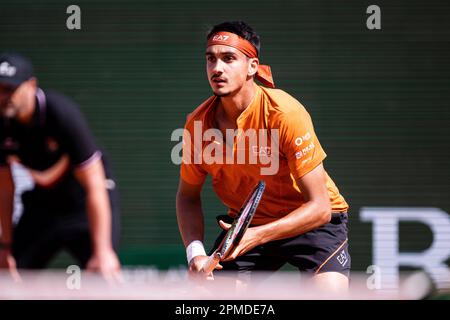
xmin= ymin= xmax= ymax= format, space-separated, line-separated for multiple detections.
xmin=0 ymin=53 xmax=34 ymax=88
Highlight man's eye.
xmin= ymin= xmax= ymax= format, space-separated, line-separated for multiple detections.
xmin=207 ymin=56 xmax=216 ymax=62
xmin=224 ymin=56 xmax=234 ymax=62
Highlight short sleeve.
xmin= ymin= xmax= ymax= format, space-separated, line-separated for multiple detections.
xmin=277 ymin=108 xmax=327 ymax=179
xmin=47 ymin=92 xmax=99 ymax=167
xmin=180 ymin=119 xmax=207 ymax=185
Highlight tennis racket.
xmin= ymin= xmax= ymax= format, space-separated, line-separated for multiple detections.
xmin=202 ymin=180 xmax=266 ymax=274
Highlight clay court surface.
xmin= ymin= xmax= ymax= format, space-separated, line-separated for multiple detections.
xmin=0 ymin=270 xmax=442 ymax=300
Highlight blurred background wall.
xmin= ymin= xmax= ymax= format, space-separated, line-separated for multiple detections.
xmin=1 ymin=0 xmax=449 ymax=278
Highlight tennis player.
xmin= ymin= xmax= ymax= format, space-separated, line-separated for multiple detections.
xmin=0 ymin=53 xmax=121 ymax=280
xmin=176 ymin=21 xmax=350 ymax=291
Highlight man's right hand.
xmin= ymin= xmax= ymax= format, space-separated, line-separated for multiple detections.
xmin=188 ymin=255 xmax=222 ymax=280
xmin=0 ymin=248 xmax=21 ymax=282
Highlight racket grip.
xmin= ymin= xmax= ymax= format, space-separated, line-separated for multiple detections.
xmin=201 ymin=251 xmax=221 ymax=274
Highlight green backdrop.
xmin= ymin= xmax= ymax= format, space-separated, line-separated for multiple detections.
xmin=1 ymin=0 xmax=449 ymax=271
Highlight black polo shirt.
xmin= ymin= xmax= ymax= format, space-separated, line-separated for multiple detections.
xmin=0 ymin=88 xmax=101 ymax=214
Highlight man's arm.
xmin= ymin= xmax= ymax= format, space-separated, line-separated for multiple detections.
xmin=0 ymin=165 xmax=20 ymax=279
xmin=73 ymin=156 xmax=121 ymax=279
xmin=0 ymin=166 xmax=14 ymax=247
xmin=176 ymin=178 xmax=217 ymax=274
xmin=8 ymin=154 xmax=69 ymax=188
xmin=223 ymin=163 xmax=331 ymax=260
xmin=258 ymin=162 xmax=331 ymax=241
xmin=176 ymin=178 xmax=204 ymax=247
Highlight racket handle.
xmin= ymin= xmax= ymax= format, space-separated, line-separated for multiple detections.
xmin=201 ymin=251 xmax=221 ymax=274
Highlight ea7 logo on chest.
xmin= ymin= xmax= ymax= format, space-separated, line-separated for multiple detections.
xmin=212 ymin=35 xmax=229 ymax=42
xmin=252 ymin=146 xmax=271 ymax=156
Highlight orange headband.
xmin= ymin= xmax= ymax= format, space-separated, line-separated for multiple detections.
xmin=207 ymin=31 xmax=275 ymax=88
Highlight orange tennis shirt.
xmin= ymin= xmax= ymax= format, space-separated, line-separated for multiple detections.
xmin=180 ymin=84 xmax=349 ymax=225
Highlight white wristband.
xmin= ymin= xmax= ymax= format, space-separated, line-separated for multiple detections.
xmin=186 ymin=240 xmax=206 ymax=264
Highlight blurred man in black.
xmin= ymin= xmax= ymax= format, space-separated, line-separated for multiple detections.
xmin=0 ymin=53 xmax=121 ymax=280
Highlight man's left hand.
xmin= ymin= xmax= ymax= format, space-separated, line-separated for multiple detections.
xmin=86 ymin=248 xmax=123 ymax=283
xmin=218 ymin=220 xmax=264 ymax=261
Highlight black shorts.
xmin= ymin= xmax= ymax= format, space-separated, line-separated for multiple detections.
xmin=210 ymin=212 xmax=350 ymax=278
xmin=12 ymin=186 xmax=121 ymax=269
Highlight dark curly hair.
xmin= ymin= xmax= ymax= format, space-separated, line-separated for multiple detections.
xmin=207 ymin=21 xmax=261 ymax=56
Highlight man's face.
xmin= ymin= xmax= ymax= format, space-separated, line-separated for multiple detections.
xmin=0 ymin=83 xmax=17 ymax=117
xmin=206 ymin=45 xmax=257 ymax=97
xmin=0 ymin=79 xmax=35 ymax=118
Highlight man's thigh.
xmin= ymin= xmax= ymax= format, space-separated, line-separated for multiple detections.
xmin=13 ymin=211 xmax=62 ymax=268
xmin=283 ymin=213 xmax=351 ymax=278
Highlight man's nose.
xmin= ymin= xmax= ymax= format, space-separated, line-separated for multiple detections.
xmin=212 ymin=59 xmax=226 ymax=74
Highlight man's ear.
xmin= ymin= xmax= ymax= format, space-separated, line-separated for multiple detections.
xmin=248 ymin=57 xmax=259 ymax=77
